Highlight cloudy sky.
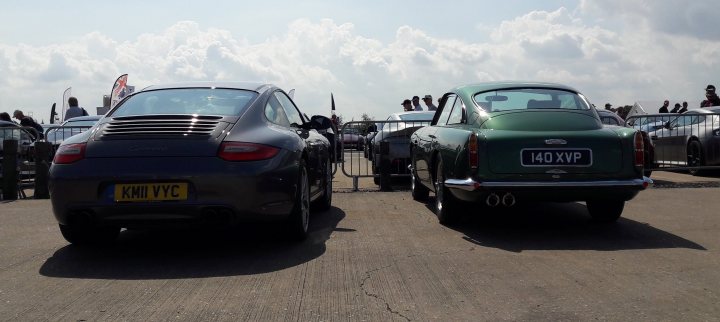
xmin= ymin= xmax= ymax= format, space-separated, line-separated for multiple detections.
xmin=1 ymin=0 xmax=719 ymax=122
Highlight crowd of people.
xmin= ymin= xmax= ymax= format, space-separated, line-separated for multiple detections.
xmin=1 ymin=96 xmax=89 ymax=140
xmin=402 ymin=94 xmax=438 ymax=112
xmin=0 ymin=110 xmax=45 ymax=140
xmin=655 ymin=84 xmax=720 ymax=113
xmin=603 ymin=84 xmax=720 ymax=118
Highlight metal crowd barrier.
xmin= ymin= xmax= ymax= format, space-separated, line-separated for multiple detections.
xmin=338 ymin=120 xmax=430 ymax=191
xmin=0 ymin=125 xmax=93 ymax=200
xmin=626 ymin=112 xmax=720 ymax=172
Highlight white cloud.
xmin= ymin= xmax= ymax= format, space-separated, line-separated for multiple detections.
xmin=1 ymin=8 xmax=719 ymax=122
xmin=580 ymin=0 xmax=720 ymax=40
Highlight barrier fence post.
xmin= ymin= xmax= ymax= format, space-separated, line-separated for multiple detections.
xmin=2 ymin=140 xmax=19 ymax=200
xmin=33 ymin=141 xmax=51 ymax=199
xmin=379 ymin=141 xmax=392 ymax=191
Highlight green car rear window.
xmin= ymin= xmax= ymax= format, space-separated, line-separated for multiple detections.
xmin=111 ymin=88 xmax=258 ymax=117
xmin=473 ymin=88 xmax=590 ymax=112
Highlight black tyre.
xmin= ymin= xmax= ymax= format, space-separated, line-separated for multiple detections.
xmin=434 ymin=159 xmax=458 ymax=225
xmin=687 ymin=140 xmax=704 ymax=176
xmin=411 ymin=166 xmax=429 ymax=202
xmin=59 ymin=224 xmax=120 ymax=246
xmin=286 ymin=161 xmax=311 ymax=241
xmin=312 ymin=159 xmax=332 ymax=211
xmin=586 ymin=200 xmax=624 ymax=223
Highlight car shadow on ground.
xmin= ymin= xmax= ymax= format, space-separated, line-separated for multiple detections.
xmin=39 ymin=207 xmax=347 ymax=280
xmin=425 ymin=200 xmax=706 ymax=253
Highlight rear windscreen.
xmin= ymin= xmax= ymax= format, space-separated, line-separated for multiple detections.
xmin=473 ymin=88 xmax=590 ymax=112
xmin=110 ymin=88 xmax=258 ymax=117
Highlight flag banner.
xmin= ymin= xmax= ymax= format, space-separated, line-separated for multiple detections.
xmin=61 ymin=87 xmax=71 ymax=122
xmin=627 ymin=102 xmax=648 ymax=118
xmin=50 ymin=103 xmax=57 ymax=124
xmin=110 ymin=74 xmax=129 ymax=108
xmin=331 ymin=93 xmax=336 ymax=113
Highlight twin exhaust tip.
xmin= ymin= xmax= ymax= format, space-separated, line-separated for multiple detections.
xmin=485 ymin=193 xmax=516 ymax=207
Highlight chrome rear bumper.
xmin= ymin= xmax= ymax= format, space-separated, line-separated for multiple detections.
xmin=444 ymin=177 xmax=654 ymax=192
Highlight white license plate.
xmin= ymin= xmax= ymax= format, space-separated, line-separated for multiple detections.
xmin=521 ymin=148 xmax=592 ymax=167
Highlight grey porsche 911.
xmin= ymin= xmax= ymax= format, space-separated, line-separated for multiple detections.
xmin=49 ymin=82 xmax=334 ymax=245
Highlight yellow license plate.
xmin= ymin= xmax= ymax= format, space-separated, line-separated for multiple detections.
xmin=114 ymin=183 xmax=188 ymax=202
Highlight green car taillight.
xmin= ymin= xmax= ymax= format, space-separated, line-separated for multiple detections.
xmin=634 ymin=132 xmax=644 ymax=168
xmin=468 ymin=132 xmax=478 ymax=170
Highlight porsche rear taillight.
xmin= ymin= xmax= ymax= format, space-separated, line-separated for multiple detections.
xmin=53 ymin=143 xmax=86 ymax=164
xmin=468 ymin=132 xmax=478 ymax=170
xmin=634 ymin=131 xmax=644 ymax=168
xmin=218 ymin=142 xmax=280 ymax=161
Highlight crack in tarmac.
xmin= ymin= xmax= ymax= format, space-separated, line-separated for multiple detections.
xmin=359 ymin=264 xmax=412 ymax=321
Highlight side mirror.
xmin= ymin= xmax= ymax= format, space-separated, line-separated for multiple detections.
xmin=309 ymin=115 xmax=334 ymax=131
xmin=664 ymin=121 xmax=672 ymax=130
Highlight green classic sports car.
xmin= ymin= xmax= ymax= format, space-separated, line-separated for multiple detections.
xmin=409 ymin=82 xmax=652 ymax=224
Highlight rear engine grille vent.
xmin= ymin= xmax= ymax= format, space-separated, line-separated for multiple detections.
xmin=102 ymin=115 xmax=223 ymax=137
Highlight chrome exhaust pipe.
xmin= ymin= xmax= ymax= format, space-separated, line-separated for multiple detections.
xmin=485 ymin=193 xmax=500 ymax=207
xmin=501 ymin=193 xmax=516 ymax=207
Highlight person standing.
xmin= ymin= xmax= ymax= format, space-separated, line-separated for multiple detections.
xmin=63 ymin=97 xmax=88 ymax=121
xmin=13 ymin=109 xmax=44 ymax=139
xmin=401 ymin=99 xmax=413 ymax=112
xmin=678 ymin=101 xmax=688 ymax=113
xmin=670 ymin=103 xmax=681 ymax=113
xmin=701 ymin=85 xmax=720 ymax=107
xmin=659 ymin=100 xmax=670 ymax=113
xmin=0 ymin=112 xmax=13 ymax=122
xmin=411 ymin=96 xmax=423 ymax=111
xmin=423 ymin=95 xmax=437 ymax=111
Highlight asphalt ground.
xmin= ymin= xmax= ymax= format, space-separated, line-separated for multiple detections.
xmin=0 ymin=170 xmax=719 ymax=321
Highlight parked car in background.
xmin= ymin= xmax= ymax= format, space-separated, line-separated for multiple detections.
xmin=596 ymin=109 xmax=624 ymax=126
xmin=410 ymin=82 xmax=651 ymax=225
xmin=597 ymin=110 xmax=655 ymax=176
xmin=45 ymin=115 xmax=103 ymax=156
xmin=371 ymin=111 xmax=434 ymax=182
xmin=341 ymin=127 xmax=363 ymax=150
xmin=49 ymin=82 xmax=334 ymax=245
xmin=46 ymin=115 xmax=102 ymax=143
xmin=627 ymin=115 xmax=670 ymax=133
xmin=647 ymin=108 xmax=720 ymax=175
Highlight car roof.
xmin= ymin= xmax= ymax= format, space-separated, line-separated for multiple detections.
xmin=139 ymin=81 xmax=273 ymax=93
xmin=597 ymin=110 xmax=622 ymax=117
xmin=64 ymin=115 xmax=103 ymax=122
xmin=0 ymin=120 xmax=20 ymax=127
xmin=451 ymin=81 xmax=579 ymax=96
xmin=693 ymin=108 xmax=718 ymax=114
xmin=390 ymin=111 xmax=436 ymax=118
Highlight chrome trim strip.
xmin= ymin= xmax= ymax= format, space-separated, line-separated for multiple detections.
xmin=444 ymin=178 xmax=481 ymax=191
xmin=444 ymin=176 xmax=653 ymax=191
xmin=545 ymin=139 xmax=567 ymax=145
